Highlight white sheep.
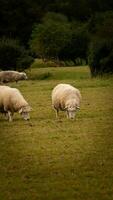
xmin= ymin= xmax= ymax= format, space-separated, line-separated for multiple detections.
xmin=0 ymin=86 xmax=31 ymax=121
xmin=52 ymin=83 xmax=81 ymax=119
xmin=0 ymin=70 xmax=28 ymax=84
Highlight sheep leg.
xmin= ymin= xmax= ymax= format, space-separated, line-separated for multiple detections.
xmin=55 ymin=109 xmax=59 ymax=118
xmin=66 ymin=111 xmax=69 ymax=119
xmin=4 ymin=112 xmax=9 ymax=120
xmin=7 ymin=111 xmax=13 ymax=122
xmin=52 ymin=105 xmax=59 ymax=118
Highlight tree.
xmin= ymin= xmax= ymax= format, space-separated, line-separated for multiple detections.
xmin=29 ymin=13 xmax=71 ymax=61
xmin=0 ymin=0 xmax=47 ymax=45
xmin=0 ymin=0 xmax=113 ymax=46
xmin=59 ymin=22 xmax=90 ymax=64
xmin=0 ymin=37 xmax=33 ymax=70
xmin=88 ymin=11 xmax=113 ymax=76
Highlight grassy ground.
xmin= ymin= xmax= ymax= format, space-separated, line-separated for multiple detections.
xmin=0 ymin=66 xmax=113 ymax=200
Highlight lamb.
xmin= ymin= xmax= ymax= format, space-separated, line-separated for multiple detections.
xmin=0 ymin=86 xmax=31 ymax=121
xmin=52 ymin=83 xmax=81 ymax=119
xmin=0 ymin=70 xmax=28 ymax=84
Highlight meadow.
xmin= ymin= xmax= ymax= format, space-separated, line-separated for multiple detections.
xmin=0 ymin=66 xmax=113 ymax=200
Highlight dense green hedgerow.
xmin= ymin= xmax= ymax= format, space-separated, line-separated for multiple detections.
xmin=88 ymin=39 xmax=113 ymax=76
xmin=0 ymin=37 xmax=33 ymax=71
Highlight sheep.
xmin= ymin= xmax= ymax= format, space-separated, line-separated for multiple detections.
xmin=52 ymin=83 xmax=81 ymax=119
xmin=0 ymin=70 xmax=28 ymax=84
xmin=0 ymin=85 xmax=31 ymax=121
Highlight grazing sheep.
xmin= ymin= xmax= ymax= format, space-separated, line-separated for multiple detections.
xmin=0 ymin=86 xmax=31 ymax=121
xmin=0 ymin=70 xmax=28 ymax=84
xmin=52 ymin=83 xmax=81 ymax=119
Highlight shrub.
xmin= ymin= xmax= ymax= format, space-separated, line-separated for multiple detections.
xmin=88 ymin=11 xmax=113 ymax=76
xmin=29 ymin=13 xmax=71 ymax=61
xmin=0 ymin=37 xmax=33 ymax=70
xmin=59 ymin=22 xmax=90 ymax=64
xmin=17 ymin=51 xmax=34 ymax=70
xmin=88 ymin=40 xmax=113 ymax=76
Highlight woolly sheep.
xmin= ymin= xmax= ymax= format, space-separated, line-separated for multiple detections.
xmin=0 ymin=86 xmax=31 ymax=121
xmin=52 ymin=83 xmax=81 ymax=119
xmin=0 ymin=70 xmax=28 ymax=84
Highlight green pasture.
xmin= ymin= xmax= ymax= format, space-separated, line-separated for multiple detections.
xmin=0 ymin=66 xmax=113 ymax=200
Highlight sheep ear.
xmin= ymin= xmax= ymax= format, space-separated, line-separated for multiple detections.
xmin=19 ymin=108 xmax=23 ymax=114
xmin=64 ymin=106 xmax=67 ymax=110
xmin=27 ymin=106 xmax=32 ymax=112
xmin=29 ymin=106 xmax=32 ymax=111
xmin=76 ymin=106 xmax=80 ymax=109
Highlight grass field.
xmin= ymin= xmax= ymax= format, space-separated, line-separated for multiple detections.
xmin=0 ymin=66 xmax=113 ymax=200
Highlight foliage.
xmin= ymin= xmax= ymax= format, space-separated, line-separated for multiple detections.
xmin=59 ymin=22 xmax=90 ymax=64
xmin=31 ymin=59 xmax=64 ymax=69
xmin=88 ymin=11 xmax=113 ymax=76
xmin=0 ymin=37 xmax=33 ymax=70
xmin=30 ymin=13 xmax=71 ymax=60
xmin=42 ymin=12 xmax=68 ymax=23
xmin=17 ymin=51 xmax=34 ymax=70
xmin=88 ymin=39 xmax=113 ymax=76
xmin=88 ymin=11 xmax=113 ymax=39
xmin=0 ymin=0 xmax=113 ymax=46
xmin=48 ymin=0 xmax=113 ymax=21
xmin=0 ymin=1 xmax=113 ymax=74
xmin=30 ymin=14 xmax=90 ymax=64
xmin=0 ymin=0 xmax=44 ymax=45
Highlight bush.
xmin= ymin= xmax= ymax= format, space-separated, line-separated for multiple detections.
xmin=88 ymin=40 xmax=113 ymax=76
xmin=88 ymin=11 xmax=113 ymax=76
xmin=0 ymin=37 xmax=33 ymax=70
xmin=59 ymin=22 xmax=90 ymax=64
xmin=29 ymin=13 xmax=71 ymax=61
xmin=17 ymin=51 xmax=34 ymax=70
